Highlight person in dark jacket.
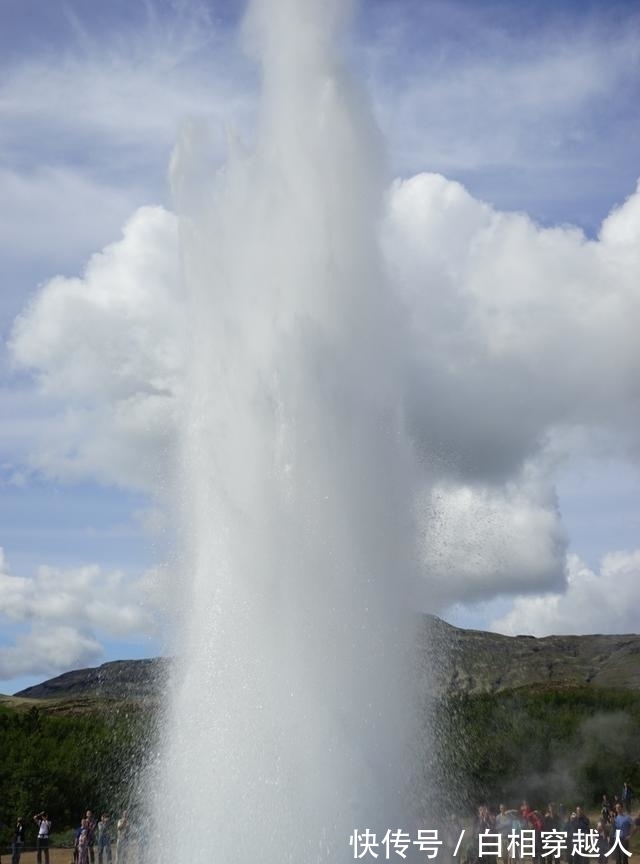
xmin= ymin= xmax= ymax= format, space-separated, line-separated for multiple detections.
xmin=11 ymin=817 xmax=26 ymax=864
xmin=574 ymin=807 xmax=591 ymax=864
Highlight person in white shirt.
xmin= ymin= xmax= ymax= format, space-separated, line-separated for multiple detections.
xmin=34 ymin=811 xmax=51 ymax=864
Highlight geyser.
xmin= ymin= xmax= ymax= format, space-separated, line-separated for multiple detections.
xmin=154 ymin=0 xmax=422 ymax=859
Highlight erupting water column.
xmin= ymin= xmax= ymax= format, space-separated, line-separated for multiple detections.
xmin=155 ymin=0 xmax=422 ymax=859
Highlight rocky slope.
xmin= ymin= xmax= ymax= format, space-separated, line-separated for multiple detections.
xmin=11 ymin=657 xmax=169 ymax=701
xmin=421 ymin=616 xmax=640 ymax=695
xmin=9 ymin=616 xmax=640 ymax=702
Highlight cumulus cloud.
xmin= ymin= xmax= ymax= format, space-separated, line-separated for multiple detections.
xmin=8 ymin=166 xmax=640 ymax=628
xmin=382 ymin=172 xmax=640 ymax=608
xmin=490 ymin=550 xmax=640 ymax=636
xmin=10 ymin=205 xmax=184 ymax=492
xmin=0 ymin=546 xmax=159 ymax=681
xmin=386 ymin=173 xmax=640 ymax=476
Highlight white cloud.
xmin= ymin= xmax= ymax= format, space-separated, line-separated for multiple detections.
xmin=490 ymin=550 xmax=640 ymax=636
xmin=0 ymin=548 xmax=157 ymax=635
xmin=8 ymin=171 xmax=640 ymax=616
xmin=0 ymin=546 xmax=160 ymax=681
xmin=381 ymin=172 xmax=640 ymax=606
xmin=600 ymin=182 xmax=640 ymax=247
xmin=385 ymin=172 xmax=640 ymax=482
xmin=0 ymin=627 xmax=103 ymax=682
xmin=10 ymin=205 xmax=184 ymax=492
xmin=14 ymin=174 xmax=640 ymax=499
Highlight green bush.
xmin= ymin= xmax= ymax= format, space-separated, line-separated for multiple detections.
xmin=0 ymin=703 xmax=155 ymax=844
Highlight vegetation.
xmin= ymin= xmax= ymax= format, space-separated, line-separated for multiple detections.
xmin=3 ymin=684 xmax=640 ymax=842
xmin=427 ymin=686 xmax=640 ymax=815
xmin=0 ymin=701 xmax=155 ymax=847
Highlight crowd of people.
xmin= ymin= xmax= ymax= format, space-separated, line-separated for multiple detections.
xmin=7 ymin=785 xmax=640 ymax=863
xmin=9 ymin=810 xmax=132 ymax=864
xmin=465 ymin=785 xmax=639 ymax=864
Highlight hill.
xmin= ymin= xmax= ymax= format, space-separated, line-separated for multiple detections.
xmin=11 ymin=657 xmax=168 ymax=701
xmin=8 ymin=616 xmax=640 ymax=704
xmin=422 ymin=616 xmax=640 ymax=694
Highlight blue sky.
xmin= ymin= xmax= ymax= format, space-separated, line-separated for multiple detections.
xmin=1 ymin=0 xmax=640 ymax=694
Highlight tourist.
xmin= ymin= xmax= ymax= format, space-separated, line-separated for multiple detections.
xmin=508 ymin=808 xmax=528 ymax=864
xmin=471 ymin=805 xmax=496 ymax=864
xmin=97 ymin=814 xmax=113 ymax=864
xmin=495 ymin=804 xmax=512 ymax=864
xmin=574 ymin=806 xmax=591 ymax=864
xmin=564 ymin=811 xmax=577 ymax=864
xmin=612 ymin=802 xmax=634 ymax=864
xmin=76 ymin=820 xmax=90 ymax=864
xmin=11 ymin=817 xmax=26 ymax=864
xmin=75 ymin=818 xmax=89 ymax=864
xmin=595 ymin=821 xmax=609 ymax=864
xmin=85 ymin=810 xmax=97 ymax=864
xmin=34 ymin=811 xmax=51 ymax=864
xmin=622 ymin=783 xmax=634 ymax=814
xmin=544 ymin=803 xmax=560 ymax=832
xmin=528 ymin=808 xmax=545 ymax=864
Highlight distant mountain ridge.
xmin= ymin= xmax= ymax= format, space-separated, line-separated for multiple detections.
xmin=10 ymin=617 xmax=640 ymax=702
xmin=12 ymin=657 xmax=168 ymax=701
xmin=421 ymin=616 xmax=640 ymax=694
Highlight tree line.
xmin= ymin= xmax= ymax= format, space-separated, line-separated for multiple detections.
xmin=2 ymin=685 xmax=640 ymax=844
xmin=0 ymin=703 xmax=153 ymax=847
